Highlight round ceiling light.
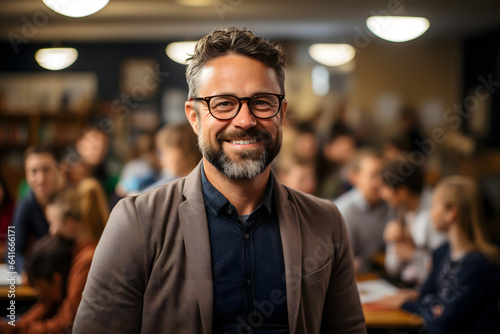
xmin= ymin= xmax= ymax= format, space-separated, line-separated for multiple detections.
xmin=366 ymin=16 xmax=430 ymax=42
xmin=166 ymin=41 xmax=197 ymax=65
xmin=35 ymin=48 xmax=78 ymax=71
xmin=42 ymin=0 xmax=109 ymax=18
xmin=308 ymin=43 xmax=356 ymax=67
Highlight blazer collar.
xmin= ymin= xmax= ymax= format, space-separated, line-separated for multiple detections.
xmin=180 ymin=162 xmax=302 ymax=333
xmin=272 ymin=172 xmax=302 ymax=333
xmin=179 ymin=162 xmax=213 ymax=334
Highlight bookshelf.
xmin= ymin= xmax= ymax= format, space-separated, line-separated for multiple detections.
xmin=0 ymin=110 xmax=89 ymax=200
xmin=0 ymin=72 xmax=96 ymax=199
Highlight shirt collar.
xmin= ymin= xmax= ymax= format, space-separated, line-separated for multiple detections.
xmin=201 ymin=161 xmax=273 ymax=217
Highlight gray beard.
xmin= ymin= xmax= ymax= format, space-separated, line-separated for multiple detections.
xmin=197 ymin=124 xmax=280 ymax=181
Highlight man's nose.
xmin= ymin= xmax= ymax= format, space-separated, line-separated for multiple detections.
xmin=232 ymin=102 xmax=257 ymax=129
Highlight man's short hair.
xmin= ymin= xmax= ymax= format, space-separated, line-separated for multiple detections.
xmin=381 ymin=159 xmax=425 ymax=195
xmin=185 ymin=27 xmax=286 ymax=98
xmin=24 ymin=145 xmax=57 ymax=165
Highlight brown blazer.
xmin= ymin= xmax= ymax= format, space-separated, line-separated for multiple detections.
xmin=73 ymin=163 xmax=366 ymax=333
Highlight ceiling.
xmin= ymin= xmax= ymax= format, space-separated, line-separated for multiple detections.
xmin=1 ymin=0 xmax=500 ymax=43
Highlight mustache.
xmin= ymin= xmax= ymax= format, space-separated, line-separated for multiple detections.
xmin=216 ymin=128 xmax=272 ymax=142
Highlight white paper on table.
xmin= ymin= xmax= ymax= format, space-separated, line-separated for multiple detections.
xmin=356 ymin=279 xmax=399 ymax=304
xmin=0 ymin=263 xmax=23 ymax=286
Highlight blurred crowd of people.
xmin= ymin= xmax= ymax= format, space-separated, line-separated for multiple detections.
xmin=0 ymin=103 xmax=499 ymax=332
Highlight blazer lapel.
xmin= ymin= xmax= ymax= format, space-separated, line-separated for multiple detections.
xmin=178 ymin=163 xmax=213 ymax=334
xmin=273 ymin=176 xmax=302 ymax=334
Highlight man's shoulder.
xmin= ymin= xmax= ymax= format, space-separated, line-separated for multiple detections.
xmin=16 ymin=191 xmax=36 ymax=208
xmin=131 ymin=177 xmax=187 ymax=205
xmin=111 ymin=177 xmax=188 ymax=225
xmin=13 ymin=191 xmax=40 ymax=219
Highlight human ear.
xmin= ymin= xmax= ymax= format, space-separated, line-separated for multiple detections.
xmin=185 ymin=101 xmax=199 ymax=135
xmin=279 ymin=100 xmax=288 ymax=125
xmin=446 ymin=206 xmax=458 ymax=224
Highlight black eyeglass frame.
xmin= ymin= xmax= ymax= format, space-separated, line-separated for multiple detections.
xmin=190 ymin=93 xmax=285 ymax=120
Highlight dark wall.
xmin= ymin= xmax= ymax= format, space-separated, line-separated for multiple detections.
xmin=0 ymin=40 xmax=188 ymax=102
xmin=463 ymin=27 xmax=500 ymax=147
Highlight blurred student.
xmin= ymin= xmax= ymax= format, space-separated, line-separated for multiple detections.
xmin=382 ymin=138 xmax=409 ymax=161
xmin=75 ymin=128 xmax=111 ymax=193
xmin=317 ymin=124 xmax=356 ymax=199
xmin=276 ymin=158 xmax=317 ymax=195
xmin=291 ymin=122 xmax=318 ymax=164
xmin=381 ymin=159 xmax=446 ymax=286
xmin=377 ymin=176 xmax=500 ymax=334
xmin=9 ymin=146 xmax=62 ymax=274
xmin=60 ymin=151 xmax=91 ymax=187
xmin=0 ymin=235 xmax=73 ymax=334
xmin=142 ymin=123 xmax=202 ymax=192
xmin=334 ymin=149 xmax=395 ymax=273
xmin=0 ymin=176 xmax=15 ymax=258
xmin=115 ymin=133 xmax=158 ymax=196
xmin=12 ymin=178 xmax=109 ymax=333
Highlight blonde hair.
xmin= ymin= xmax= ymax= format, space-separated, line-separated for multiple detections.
xmin=436 ymin=175 xmax=500 ymax=264
xmin=48 ymin=178 xmax=109 ymax=241
xmin=78 ymin=178 xmax=109 ymax=240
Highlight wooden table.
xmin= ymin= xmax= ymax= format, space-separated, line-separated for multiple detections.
xmin=357 ymin=273 xmax=423 ymax=330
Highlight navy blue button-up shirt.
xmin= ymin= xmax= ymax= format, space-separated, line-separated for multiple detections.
xmin=201 ymin=166 xmax=288 ymax=333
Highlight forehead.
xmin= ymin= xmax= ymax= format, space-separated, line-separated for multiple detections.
xmin=26 ymin=153 xmax=55 ymax=167
xmin=359 ymin=156 xmax=382 ymax=169
xmin=197 ymin=54 xmax=280 ymax=96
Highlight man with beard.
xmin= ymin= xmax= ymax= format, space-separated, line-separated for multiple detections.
xmin=74 ymin=27 xmax=365 ymax=334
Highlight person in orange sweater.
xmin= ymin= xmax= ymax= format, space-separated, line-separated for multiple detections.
xmin=0 ymin=178 xmax=109 ymax=334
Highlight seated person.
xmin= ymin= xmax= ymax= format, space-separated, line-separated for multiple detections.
xmin=334 ymin=148 xmax=395 ymax=273
xmin=317 ymin=124 xmax=356 ymax=199
xmin=9 ymin=146 xmax=62 ymax=274
xmin=75 ymin=128 xmax=111 ymax=194
xmin=377 ymin=176 xmax=500 ymax=333
xmin=291 ymin=122 xmax=318 ymax=164
xmin=115 ymin=133 xmax=158 ymax=197
xmin=0 ymin=235 xmax=72 ymax=334
xmin=7 ymin=179 xmax=108 ymax=333
xmin=381 ymin=159 xmax=446 ymax=286
xmin=142 ymin=122 xmax=201 ymax=192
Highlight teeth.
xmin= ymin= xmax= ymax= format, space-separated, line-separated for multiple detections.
xmin=230 ymin=138 xmax=258 ymax=145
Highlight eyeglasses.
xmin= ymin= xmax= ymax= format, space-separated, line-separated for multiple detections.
xmin=190 ymin=93 xmax=285 ymax=120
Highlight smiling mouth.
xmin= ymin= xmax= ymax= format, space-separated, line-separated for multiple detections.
xmin=227 ymin=138 xmax=259 ymax=145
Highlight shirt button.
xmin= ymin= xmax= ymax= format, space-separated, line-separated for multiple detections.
xmin=227 ymin=208 xmax=233 ymax=215
xmin=245 ymin=278 xmax=251 ymax=286
xmin=244 ymin=233 xmax=250 ymax=239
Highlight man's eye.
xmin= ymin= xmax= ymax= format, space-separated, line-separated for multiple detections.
xmin=213 ymin=100 xmax=237 ymax=109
